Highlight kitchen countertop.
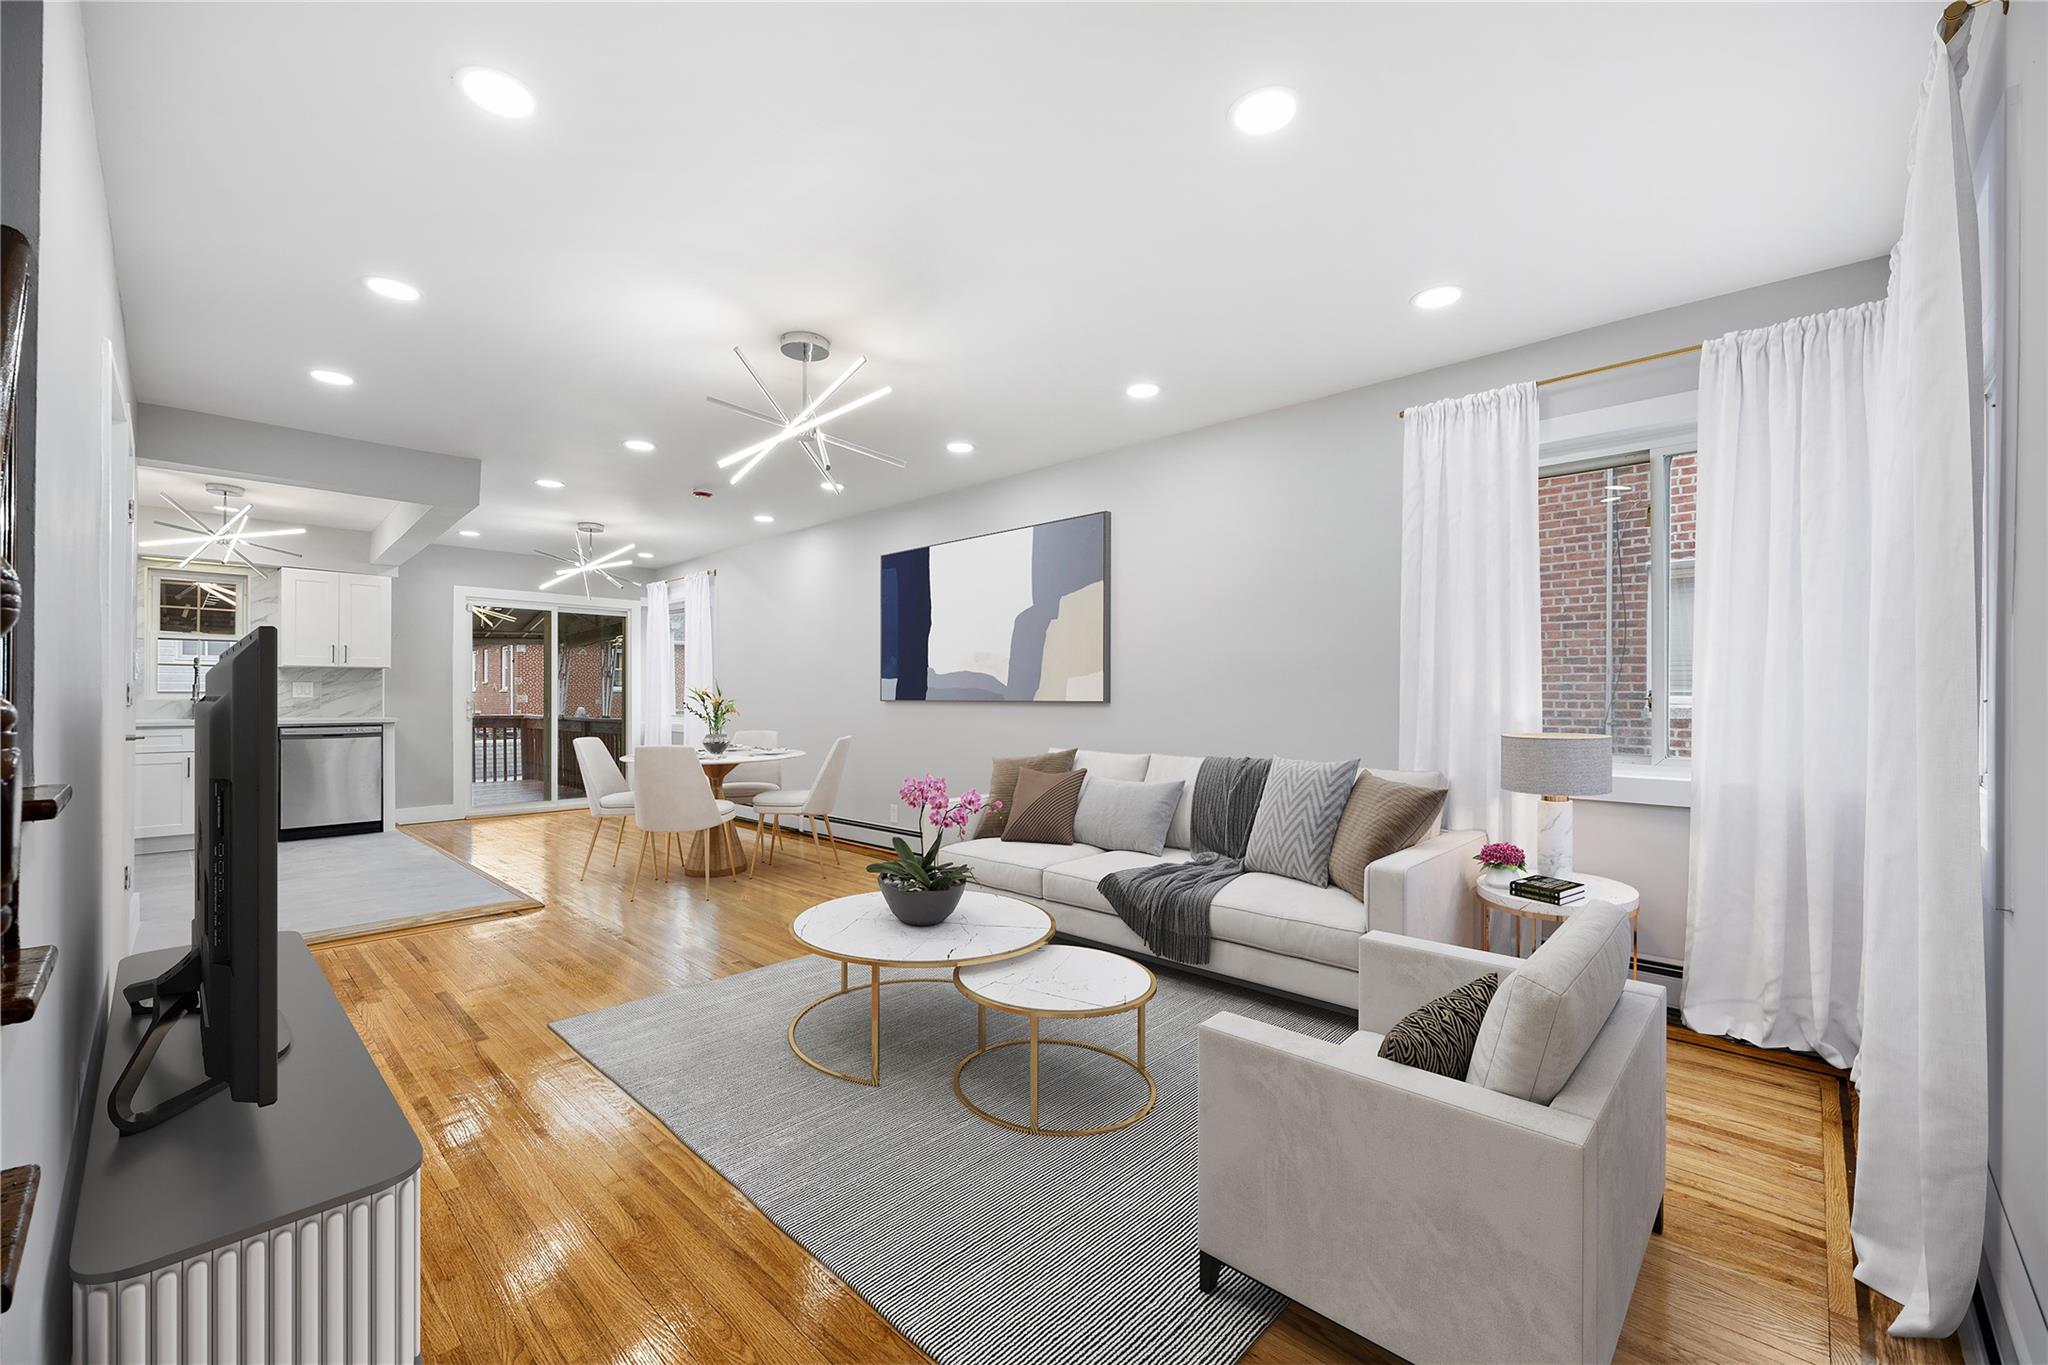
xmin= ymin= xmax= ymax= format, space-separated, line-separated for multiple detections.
xmin=137 ymin=717 xmax=398 ymax=729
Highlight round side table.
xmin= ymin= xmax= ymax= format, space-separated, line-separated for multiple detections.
xmin=1477 ymin=873 xmax=1641 ymax=977
xmin=952 ymin=944 xmax=1157 ymax=1137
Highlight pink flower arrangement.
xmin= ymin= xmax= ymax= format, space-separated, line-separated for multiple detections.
xmin=1475 ymin=842 xmax=1527 ymax=871
xmin=870 ymin=774 xmax=1003 ymax=890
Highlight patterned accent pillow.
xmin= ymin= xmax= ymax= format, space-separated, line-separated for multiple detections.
xmin=976 ymin=749 xmax=1076 ymax=838
xmin=1377 ymin=974 xmax=1501 ymax=1078
xmin=1241 ymin=758 xmax=1360 ymax=886
xmin=1327 ymin=771 xmax=1450 ymax=901
xmin=1001 ymin=767 xmax=1087 ymax=844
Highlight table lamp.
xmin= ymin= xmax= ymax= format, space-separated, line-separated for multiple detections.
xmin=1500 ymin=733 xmax=1611 ymax=876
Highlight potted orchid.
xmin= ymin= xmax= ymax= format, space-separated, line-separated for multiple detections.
xmin=866 ymin=774 xmax=1001 ymax=926
xmin=1474 ymin=841 xmax=1528 ymax=890
xmin=682 ymin=686 xmax=739 ymax=753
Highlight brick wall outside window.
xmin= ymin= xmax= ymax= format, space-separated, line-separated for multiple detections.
xmin=1667 ymin=451 xmax=1697 ymax=759
xmin=469 ymin=642 xmax=546 ymax=717
xmin=1538 ymin=451 xmax=1697 ymax=760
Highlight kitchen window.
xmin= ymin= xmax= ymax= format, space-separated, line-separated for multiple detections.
xmin=150 ymin=568 xmax=247 ymax=694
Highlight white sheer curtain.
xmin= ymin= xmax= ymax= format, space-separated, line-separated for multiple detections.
xmin=1683 ymin=303 xmax=1888 ymax=1067
xmin=1399 ymin=382 xmax=1540 ymax=950
xmin=676 ymin=571 xmax=717 ymax=746
xmin=1852 ymin=31 xmax=1986 ymax=1338
xmin=634 ymin=578 xmax=675 ymax=749
xmin=1686 ymin=32 xmax=1988 ymax=1336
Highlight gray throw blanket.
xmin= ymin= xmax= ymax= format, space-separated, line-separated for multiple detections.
xmin=1098 ymin=756 xmax=1270 ymax=964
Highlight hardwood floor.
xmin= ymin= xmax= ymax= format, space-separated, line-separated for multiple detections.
xmin=315 ymin=809 xmax=1959 ymax=1364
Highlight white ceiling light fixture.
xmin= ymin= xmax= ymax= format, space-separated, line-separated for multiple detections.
xmin=535 ymin=477 xmax=564 ymax=490
xmin=362 ymin=276 xmax=420 ymax=302
xmin=309 ymin=368 xmax=354 ymax=387
xmin=1411 ymin=284 xmax=1464 ymax=310
xmin=635 ymin=551 xmax=653 ymax=559
xmin=455 ymin=66 xmax=536 ymax=120
xmin=946 ymin=441 xmax=975 ymax=455
xmin=622 ymin=438 xmax=655 ymax=453
xmin=139 ymin=483 xmax=307 ymax=575
xmin=707 ymin=331 xmax=903 ymax=492
xmin=753 ymin=514 xmax=775 ymax=524
xmin=458 ymin=529 xmax=481 ymax=538
xmin=537 ymin=522 xmax=638 ymax=597
xmin=1125 ymin=381 xmax=1160 ymax=399
xmin=1230 ymin=86 xmax=1297 ymax=136
xmin=820 ymin=480 xmax=842 ymax=492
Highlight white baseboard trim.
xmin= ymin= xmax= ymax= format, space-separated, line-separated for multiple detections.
xmin=1980 ymin=1171 xmax=2047 ymax=1365
xmin=396 ymin=804 xmax=464 ymax=825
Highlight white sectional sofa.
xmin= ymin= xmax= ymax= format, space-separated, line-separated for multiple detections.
xmin=947 ymin=750 xmax=1485 ymax=1009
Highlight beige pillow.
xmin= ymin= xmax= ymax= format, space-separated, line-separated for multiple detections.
xmin=976 ymin=749 xmax=1076 ymax=837
xmin=1001 ymin=767 xmax=1087 ymax=844
xmin=1327 ymin=771 xmax=1449 ymax=901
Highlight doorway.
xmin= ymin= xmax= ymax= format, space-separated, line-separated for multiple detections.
xmin=462 ymin=596 xmax=631 ymax=813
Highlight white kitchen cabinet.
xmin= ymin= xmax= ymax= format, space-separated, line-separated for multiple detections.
xmin=279 ymin=568 xmax=392 ymax=668
xmin=133 ymin=732 xmax=195 ymax=840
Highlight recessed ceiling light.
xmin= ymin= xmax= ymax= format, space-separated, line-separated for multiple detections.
xmin=458 ymin=529 xmax=481 ymax=538
xmin=309 ymin=368 xmax=354 ymax=387
xmin=535 ymin=478 xmax=564 ymax=490
xmin=636 ymin=551 xmax=653 ymax=559
xmin=1230 ymin=86 xmax=1297 ymax=136
xmin=1411 ymin=284 xmax=1464 ymax=310
xmin=362 ymin=276 xmax=420 ymax=302
xmin=1125 ymin=381 xmax=1160 ymax=399
xmin=455 ymin=67 xmax=536 ymax=119
xmin=820 ymin=480 xmax=842 ymax=492
xmin=946 ymin=441 xmax=975 ymax=455
xmin=753 ymin=514 xmax=775 ymax=524
xmin=622 ymin=438 xmax=655 ymax=453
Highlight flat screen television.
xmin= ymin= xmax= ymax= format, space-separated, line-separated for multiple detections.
xmin=109 ymin=625 xmax=286 ymax=1135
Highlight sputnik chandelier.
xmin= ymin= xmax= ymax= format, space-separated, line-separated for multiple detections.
xmin=538 ymin=522 xmax=636 ymax=597
xmin=137 ymin=483 xmax=308 ymax=574
xmin=707 ymin=331 xmax=903 ymax=494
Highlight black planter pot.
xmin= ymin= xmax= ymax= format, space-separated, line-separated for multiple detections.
xmin=879 ymin=878 xmax=966 ymax=926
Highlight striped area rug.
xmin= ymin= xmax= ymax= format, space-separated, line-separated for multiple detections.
xmin=552 ymin=954 xmax=1352 ymax=1365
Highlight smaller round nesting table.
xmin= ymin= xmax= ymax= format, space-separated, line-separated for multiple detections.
xmin=1477 ymin=873 xmax=1642 ymax=976
xmin=952 ymin=944 xmax=1157 ymax=1137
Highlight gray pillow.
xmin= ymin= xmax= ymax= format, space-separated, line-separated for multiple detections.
xmin=1241 ymin=758 xmax=1360 ymax=886
xmin=1071 ymin=777 xmax=1185 ymax=857
xmin=1466 ymin=904 xmax=1632 ymax=1103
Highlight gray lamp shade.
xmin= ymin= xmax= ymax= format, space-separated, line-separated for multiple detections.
xmin=1500 ymin=732 xmax=1612 ymax=797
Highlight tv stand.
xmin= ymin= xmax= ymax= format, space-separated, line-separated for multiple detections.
xmin=107 ymin=956 xmax=295 ymax=1134
xmin=73 ymin=933 xmax=422 ymax=1364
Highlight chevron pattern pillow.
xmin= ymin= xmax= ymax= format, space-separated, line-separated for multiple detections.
xmin=1241 ymin=757 xmax=1360 ymax=886
xmin=1377 ymin=973 xmax=1501 ymax=1078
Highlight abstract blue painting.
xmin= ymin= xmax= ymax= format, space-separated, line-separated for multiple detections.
xmin=881 ymin=512 xmax=1108 ymax=702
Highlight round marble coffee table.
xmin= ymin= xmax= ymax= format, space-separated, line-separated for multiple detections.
xmin=952 ymin=944 xmax=1157 ymax=1137
xmin=788 ymin=891 xmax=1053 ymax=1086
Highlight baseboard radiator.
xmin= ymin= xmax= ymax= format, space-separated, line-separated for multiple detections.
xmin=73 ymin=1172 xmax=420 ymax=1364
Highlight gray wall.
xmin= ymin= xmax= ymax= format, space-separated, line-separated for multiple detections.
xmin=1985 ymin=4 xmax=2046 ymax=1356
xmin=661 ymin=258 xmax=1889 ymax=967
xmin=2 ymin=8 xmax=131 ymax=1358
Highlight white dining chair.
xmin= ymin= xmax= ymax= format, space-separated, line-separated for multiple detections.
xmin=719 ymin=729 xmax=783 ymax=807
xmin=572 ymin=736 xmax=635 ymax=880
xmin=753 ymin=736 xmax=851 ymax=866
xmin=629 ymin=745 xmax=749 ymax=898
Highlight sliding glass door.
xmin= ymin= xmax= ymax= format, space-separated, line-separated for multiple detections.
xmin=465 ymin=599 xmax=629 ymax=811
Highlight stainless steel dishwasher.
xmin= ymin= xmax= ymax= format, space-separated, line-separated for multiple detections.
xmin=279 ymin=725 xmax=385 ymax=839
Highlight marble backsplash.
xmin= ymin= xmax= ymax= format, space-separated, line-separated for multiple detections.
xmin=137 ymin=666 xmax=385 ymax=722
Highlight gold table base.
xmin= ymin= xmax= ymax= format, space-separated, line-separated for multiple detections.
xmin=951 ymin=1002 xmax=1155 ymax=1137
xmin=786 ymin=962 xmax=954 ymax=1086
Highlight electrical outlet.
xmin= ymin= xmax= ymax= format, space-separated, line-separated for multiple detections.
xmin=293 ymin=681 xmax=316 ymax=698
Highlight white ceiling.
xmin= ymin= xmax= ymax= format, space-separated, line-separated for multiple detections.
xmin=85 ymin=2 xmax=1931 ymax=565
xmin=136 ymin=466 xmax=398 ymax=534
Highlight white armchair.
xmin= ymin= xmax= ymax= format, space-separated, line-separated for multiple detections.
xmin=1198 ymin=928 xmax=1666 ymax=1365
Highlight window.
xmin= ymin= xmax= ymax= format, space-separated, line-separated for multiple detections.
xmin=1537 ymin=447 xmax=1695 ymax=766
xmin=150 ymin=569 xmax=245 ymax=694
xmin=670 ymin=605 xmax=687 ymax=706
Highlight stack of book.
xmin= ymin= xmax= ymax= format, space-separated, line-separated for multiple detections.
xmin=1508 ymin=874 xmax=1585 ymax=906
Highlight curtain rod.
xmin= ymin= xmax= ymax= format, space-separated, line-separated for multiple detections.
xmin=1940 ymin=0 xmax=2006 ymax=45
xmin=1397 ymin=343 xmax=1704 ymax=420
xmin=659 ymin=568 xmax=716 ymax=585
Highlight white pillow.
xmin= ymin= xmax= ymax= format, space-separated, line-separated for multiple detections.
xmin=1073 ymin=749 xmax=1149 ymax=783
xmin=1465 ymin=904 xmax=1633 ymax=1103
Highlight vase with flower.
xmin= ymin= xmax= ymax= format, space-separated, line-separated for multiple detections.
xmin=866 ymin=774 xmax=1001 ymax=925
xmin=683 ymin=686 xmax=738 ymax=754
xmin=1474 ymin=841 xmax=1528 ymax=891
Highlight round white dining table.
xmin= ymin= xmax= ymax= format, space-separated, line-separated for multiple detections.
xmin=619 ymin=746 xmax=804 ymax=877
